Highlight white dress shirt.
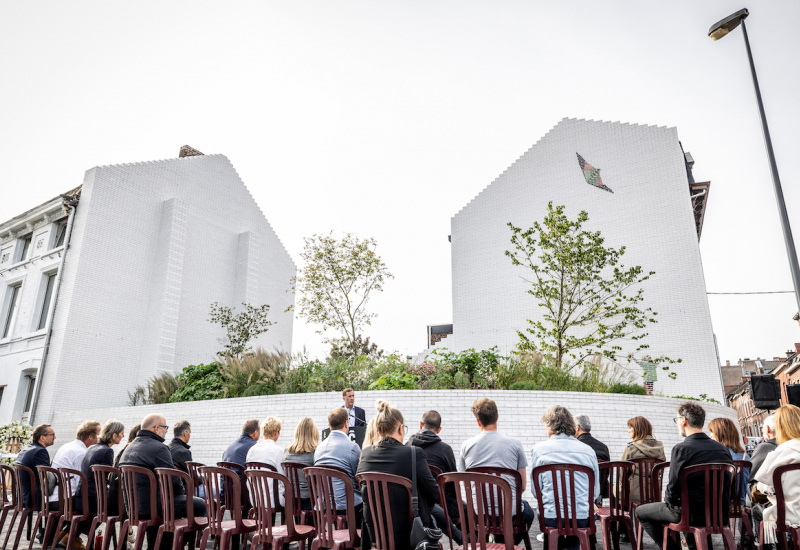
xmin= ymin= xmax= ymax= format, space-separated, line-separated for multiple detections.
xmin=50 ymin=439 xmax=89 ymax=501
xmin=245 ymin=438 xmax=285 ymax=506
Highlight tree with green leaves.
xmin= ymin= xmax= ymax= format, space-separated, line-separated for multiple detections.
xmin=505 ymin=202 xmax=676 ymax=371
xmin=208 ymin=302 xmax=273 ymax=357
xmin=293 ymin=232 xmax=393 ymax=358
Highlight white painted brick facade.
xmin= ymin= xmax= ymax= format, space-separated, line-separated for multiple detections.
xmin=32 ymin=154 xmax=295 ymax=423
xmin=48 ymin=390 xmax=738 ymax=503
xmin=445 ymin=118 xmax=723 ymax=401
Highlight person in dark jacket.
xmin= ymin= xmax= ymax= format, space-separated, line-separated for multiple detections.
xmin=15 ymin=424 xmax=55 ymax=509
xmin=119 ymin=414 xmax=205 ymax=550
xmin=221 ymin=419 xmax=260 ymax=467
xmin=167 ymin=420 xmax=193 ymax=473
xmin=80 ymin=420 xmax=125 ymax=514
xmin=575 ymin=414 xmax=610 ymax=501
xmin=407 ymin=410 xmax=460 ymax=520
xmin=357 ymin=401 xmax=441 ymax=550
xmin=636 ymin=402 xmax=733 ymax=550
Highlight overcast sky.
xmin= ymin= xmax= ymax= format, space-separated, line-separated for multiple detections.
xmin=2 ymin=1 xmax=799 ymax=366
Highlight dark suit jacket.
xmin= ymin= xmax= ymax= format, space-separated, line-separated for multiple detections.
xmin=664 ymin=432 xmax=733 ymax=525
xmin=357 ymin=439 xmax=439 ymax=550
xmin=578 ymin=432 xmax=610 ymax=497
xmin=15 ymin=442 xmax=50 ymax=508
xmin=342 ymin=405 xmax=366 ymax=427
xmin=221 ymin=434 xmax=257 ymax=467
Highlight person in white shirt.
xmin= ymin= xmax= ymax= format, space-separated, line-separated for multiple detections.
xmin=245 ymin=417 xmax=285 ymax=506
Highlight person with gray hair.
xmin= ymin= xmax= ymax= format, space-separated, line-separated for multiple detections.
xmin=574 ymin=413 xmax=610 ymax=502
xmin=749 ymin=414 xmax=778 ymax=548
xmin=168 ymin=420 xmax=193 ymax=473
xmin=531 ymin=405 xmax=601 ymax=550
xmin=81 ymin=420 xmax=125 ymax=514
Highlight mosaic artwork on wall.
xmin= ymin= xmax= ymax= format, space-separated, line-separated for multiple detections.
xmin=576 ymin=153 xmax=613 ymax=193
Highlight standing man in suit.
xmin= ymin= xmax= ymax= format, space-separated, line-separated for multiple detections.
xmin=342 ymin=388 xmax=366 ymax=427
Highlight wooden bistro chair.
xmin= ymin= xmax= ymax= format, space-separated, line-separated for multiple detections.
xmin=31 ymin=465 xmax=64 ymax=550
xmin=730 ymin=460 xmax=754 ymax=550
xmin=661 ymin=463 xmax=737 ymax=550
xmin=629 ymin=459 xmax=669 ymax=550
xmin=153 ymin=468 xmax=207 ymax=550
xmin=198 ymin=466 xmax=257 ymax=550
xmin=54 ymin=469 xmax=92 ymax=550
xmin=185 ymin=463 xmax=204 ymax=498
xmin=597 ymin=461 xmax=636 ymax=550
xmin=3 ymin=465 xmax=37 ymax=550
xmin=304 ymin=466 xmax=360 ymax=550
xmin=758 ymin=463 xmax=800 ymax=550
xmin=0 ymin=465 xmax=17 ymax=538
xmin=87 ymin=465 xmax=124 ymax=550
xmin=467 ymin=467 xmax=532 ymax=550
xmin=437 ymin=471 xmax=522 ymax=550
xmin=531 ymin=463 xmax=597 ymax=550
xmin=281 ymin=463 xmax=312 ymax=526
xmin=118 ymin=465 xmax=163 ymax=550
xmin=246 ymin=469 xmax=315 ymax=550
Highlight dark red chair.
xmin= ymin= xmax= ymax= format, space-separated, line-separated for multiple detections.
xmin=629 ymin=459 xmax=668 ymax=550
xmin=597 ymin=461 xmax=636 ymax=550
xmin=355 ymin=472 xmax=415 ymax=550
xmin=3 ymin=464 xmax=37 ymax=550
xmin=304 ymin=466 xmax=360 ymax=550
xmin=758 ymin=462 xmax=800 ymax=550
xmin=153 ymin=468 xmax=207 ymax=550
xmin=281 ymin=463 xmax=312 ymax=526
xmin=117 ymin=465 xmax=163 ymax=550
xmin=531 ymin=463 xmax=597 ymax=550
xmin=30 ymin=465 xmax=63 ymax=550
xmin=661 ymin=463 xmax=737 ymax=550
xmin=729 ymin=460 xmax=753 ymax=550
xmin=198 ymin=466 xmax=257 ymax=550
xmin=54 ymin=468 xmax=92 ymax=550
xmin=87 ymin=465 xmax=124 ymax=550
xmin=437 ymin=471 xmax=522 ymax=550
xmin=0 ymin=465 xmax=16 ymax=538
xmin=428 ymin=465 xmax=443 ymax=478
xmin=246 ymin=469 xmax=315 ymax=550
xmin=245 ymin=463 xmax=283 ymax=522
xmin=218 ymin=461 xmax=252 ymax=516
xmin=185 ymin=462 xmax=204 ymax=498
xmin=467 ymin=466 xmax=532 ymax=550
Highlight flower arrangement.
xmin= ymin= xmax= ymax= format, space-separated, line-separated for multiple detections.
xmin=0 ymin=421 xmax=33 ymax=464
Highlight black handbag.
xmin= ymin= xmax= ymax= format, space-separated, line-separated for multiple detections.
xmin=409 ymin=447 xmax=442 ymax=550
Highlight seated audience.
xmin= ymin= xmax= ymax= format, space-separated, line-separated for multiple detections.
xmin=109 ymin=424 xmax=139 ymax=517
xmin=15 ymin=424 xmax=55 ymax=509
xmin=531 ymin=405 xmax=600 ymax=550
xmin=357 ymin=401 xmax=443 ymax=550
xmin=753 ymin=404 xmax=800 ymax=547
xmin=167 ymin=420 xmax=193 ymax=473
xmin=749 ymin=414 xmax=777 ymax=545
xmin=407 ymin=410 xmax=460 ymax=520
xmin=114 ymin=424 xmax=140 ymax=468
xmin=222 ymin=419 xmax=260 ymax=467
xmin=283 ymin=417 xmax=319 ymax=510
xmin=575 ymin=413 xmax=609 ymax=499
xmin=708 ymin=417 xmax=749 ymax=504
xmin=636 ymin=402 xmax=733 ymax=550
xmin=314 ymin=407 xmax=362 ymax=513
xmin=459 ymin=398 xmax=535 ymax=535
xmin=245 ymin=417 xmax=285 ymax=506
xmin=81 ymin=420 xmax=125 ymax=515
xmin=620 ymin=416 xmax=665 ymax=504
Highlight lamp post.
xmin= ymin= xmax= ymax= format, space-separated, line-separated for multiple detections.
xmin=709 ymin=8 xmax=800 ymax=314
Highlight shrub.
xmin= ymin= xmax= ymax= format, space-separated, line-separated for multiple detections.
xmin=218 ymin=349 xmax=291 ymax=398
xmin=606 ymin=382 xmax=647 ymax=395
xmin=510 ymin=381 xmax=540 ymax=391
xmin=369 ymin=371 xmax=418 ymax=390
xmin=128 ymin=371 xmax=179 ymax=405
xmin=170 ymin=363 xmax=224 ymax=403
xmin=243 ymin=383 xmax=279 ymax=397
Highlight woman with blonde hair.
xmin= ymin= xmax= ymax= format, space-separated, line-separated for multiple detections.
xmin=754 ymin=404 xmax=800 ymax=545
xmin=283 ymin=417 xmax=320 ymax=510
xmin=362 ymin=418 xmax=378 ymax=449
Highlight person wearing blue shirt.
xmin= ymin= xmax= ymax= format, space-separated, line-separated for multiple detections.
xmin=222 ymin=419 xmax=260 ymax=467
xmin=530 ymin=405 xmax=600 ymax=550
xmin=314 ymin=407 xmax=362 ymax=513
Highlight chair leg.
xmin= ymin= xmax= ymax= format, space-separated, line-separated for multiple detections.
xmin=3 ymin=509 xmax=18 ymax=550
xmin=722 ymin=528 xmax=737 ymax=550
xmin=623 ymin=516 xmax=637 ymax=550
xmin=50 ymin=516 xmax=66 ymax=550
xmin=14 ymin=510 xmax=32 ymax=550
xmin=577 ymin=531 xmax=592 ymax=550
xmin=198 ymin=529 xmax=211 ymax=550
xmin=24 ymin=512 xmax=41 ymax=550
xmin=601 ymin=518 xmax=613 ymax=550
xmin=522 ymin=531 xmax=533 ymax=550
xmin=133 ymin=522 xmax=148 ymax=550
xmin=694 ymin=529 xmax=707 ymax=550
xmin=66 ymin=518 xmax=83 ymax=550
xmin=548 ymin=530 xmax=559 ymax=550
xmin=117 ymin=520 xmax=130 ymax=550
xmin=0 ymin=507 xmax=11 ymax=537
xmin=153 ymin=525 xmax=166 ymax=550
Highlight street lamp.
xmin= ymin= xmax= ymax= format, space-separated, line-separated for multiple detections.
xmin=709 ymin=8 xmax=800 ymax=315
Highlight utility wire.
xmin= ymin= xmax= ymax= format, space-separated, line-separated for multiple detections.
xmin=707 ymin=291 xmax=794 ymax=295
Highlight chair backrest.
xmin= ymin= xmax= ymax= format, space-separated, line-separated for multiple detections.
xmin=185 ymin=462 xmax=203 ymax=498
xmin=199 ymin=466 xmax=245 ymax=533
xmin=245 ymin=462 xmax=277 ymax=472
xmin=91 ymin=465 xmax=122 ymax=522
xmin=35 ymin=465 xmax=63 ymax=514
xmin=531 ymin=463 xmax=597 ymax=536
xmin=467 ymin=466 xmax=524 ymax=532
xmin=119 ymin=465 xmax=160 ymax=526
xmin=1 ymin=464 xmax=16 ymax=506
xmin=673 ymin=463 xmax=735 ymax=532
xmin=629 ymin=457 xmax=661 ymax=504
xmin=217 ymin=461 xmax=250 ymax=509
xmin=13 ymin=464 xmax=36 ymax=511
xmin=356 ymin=472 xmax=413 ymax=550
xmin=305 ymin=467 xmax=358 ymax=546
xmin=730 ymin=460 xmax=751 ymax=514
xmin=59 ymin=468 xmax=89 ymax=521
xmin=600 ymin=461 xmax=633 ymax=516
xmin=281 ymin=462 xmax=306 ymax=516
xmin=428 ymin=465 xmax=443 ymax=478
xmin=245 ymin=470 xmax=296 ymax=541
xmin=771 ymin=463 xmax=800 ymax=532
xmin=438 ymin=471 xmax=516 ymax=550
xmin=155 ymin=468 xmax=196 ymax=531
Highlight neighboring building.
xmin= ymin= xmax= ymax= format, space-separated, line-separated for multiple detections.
xmin=771 ymin=344 xmax=800 ymax=404
xmin=429 ymin=118 xmax=723 ymax=400
xmin=0 ymin=147 xmax=295 ymax=424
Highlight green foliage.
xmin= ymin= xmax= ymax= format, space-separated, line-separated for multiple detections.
xmin=169 ymin=363 xmax=224 ymax=403
xmin=292 ymin=232 xmax=393 ymax=358
xmin=369 ymin=371 xmax=418 ymax=390
xmin=329 ymin=335 xmax=383 ymax=360
xmin=209 ymin=302 xmax=273 ymax=357
xmin=606 ymin=382 xmax=648 ymax=395
xmin=243 ymin=384 xmax=279 ymax=397
xmin=127 ymin=371 xmax=179 ymax=406
xmin=217 ymin=349 xmax=291 ymax=398
xmin=506 ymin=203 xmax=677 ymax=370
xmin=671 ymin=393 xmax=723 ymax=405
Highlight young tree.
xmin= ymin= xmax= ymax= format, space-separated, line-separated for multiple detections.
xmin=293 ymin=232 xmax=393 ymax=358
xmin=208 ymin=302 xmax=273 ymax=357
xmin=505 ymin=202 xmax=670 ymax=370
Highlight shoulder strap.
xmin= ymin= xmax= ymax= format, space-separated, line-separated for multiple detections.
xmin=411 ymin=445 xmax=419 ymax=517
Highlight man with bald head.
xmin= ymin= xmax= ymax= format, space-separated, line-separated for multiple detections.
xmin=119 ymin=414 xmax=205 ymax=549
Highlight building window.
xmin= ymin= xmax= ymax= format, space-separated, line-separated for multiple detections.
xmin=53 ymin=222 xmax=67 ymax=249
xmin=22 ymin=376 xmax=35 ymax=415
xmin=0 ymin=386 xmax=4 ymax=407
xmin=15 ymin=235 xmax=32 ymax=263
xmin=37 ymin=273 xmax=57 ymax=331
xmin=2 ymin=284 xmax=22 ymax=338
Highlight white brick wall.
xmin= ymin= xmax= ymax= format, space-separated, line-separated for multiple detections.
xmin=34 ymin=154 xmax=296 ymax=423
xmin=447 ymin=118 xmax=723 ymax=401
xmin=47 ymin=390 xmax=738 ymax=502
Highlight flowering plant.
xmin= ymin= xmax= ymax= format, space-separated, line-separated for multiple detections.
xmin=0 ymin=421 xmax=33 ymax=464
